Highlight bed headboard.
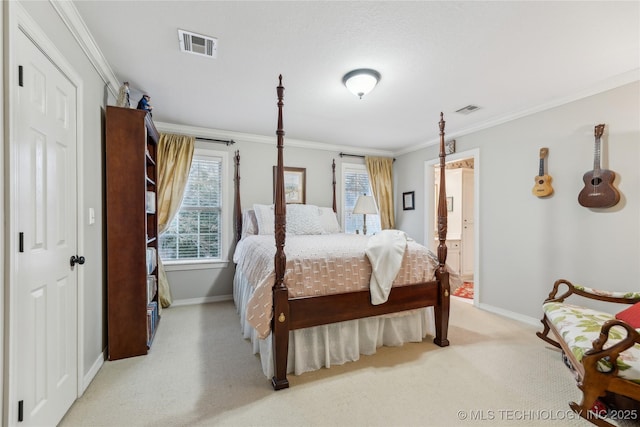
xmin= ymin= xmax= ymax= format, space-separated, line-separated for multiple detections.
xmin=233 ymin=141 xmax=338 ymax=243
xmin=332 ymin=159 xmax=337 ymax=213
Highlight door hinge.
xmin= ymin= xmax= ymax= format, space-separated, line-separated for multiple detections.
xmin=18 ymin=400 xmax=23 ymax=422
xmin=18 ymin=65 xmax=23 ymax=87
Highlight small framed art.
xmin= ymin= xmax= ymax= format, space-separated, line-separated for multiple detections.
xmin=402 ymin=191 xmax=415 ymax=210
xmin=445 ymin=139 xmax=456 ymax=155
xmin=273 ymin=166 xmax=306 ymax=204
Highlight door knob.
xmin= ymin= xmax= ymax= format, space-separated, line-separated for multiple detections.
xmin=70 ymin=255 xmax=85 ymax=267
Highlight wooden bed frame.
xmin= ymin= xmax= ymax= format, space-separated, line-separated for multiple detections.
xmin=234 ymin=75 xmax=450 ymax=390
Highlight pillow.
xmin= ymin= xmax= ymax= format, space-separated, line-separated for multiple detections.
xmin=240 ymin=209 xmax=258 ymax=240
xmin=286 ymin=204 xmax=324 ymax=235
xmin=318 ymin=206 xmax=341 ymax=234
xmin=615 ymin=302 xmax=640 ymax=328
xmin=253 ymin=204 xmax=275 ymax=235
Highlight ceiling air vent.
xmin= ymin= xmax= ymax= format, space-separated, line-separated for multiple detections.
xmin=455 ymin=104 xmax=481 ymax=115
xmin=178 ymin=29 xmax=217 ymax=59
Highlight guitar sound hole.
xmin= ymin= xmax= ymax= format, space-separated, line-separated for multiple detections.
xmin=538 ymin=179 xmax=544 ymax=184
xmin=590 ymin=177 xmax=602 ymax=186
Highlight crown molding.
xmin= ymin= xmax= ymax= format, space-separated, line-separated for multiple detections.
xmin=394 ymin=69 xmax=640 ymax=157
xmin=49 ymin=0 xmax=120 ymax=98
xmin=153 ymin=121 xmax=395 ymax=157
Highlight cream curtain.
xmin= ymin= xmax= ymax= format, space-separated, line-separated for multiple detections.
xmin=365 ymin=156 xmax=395 ymax=229
xmin=156 ymin=133 xmax=195 ymax=308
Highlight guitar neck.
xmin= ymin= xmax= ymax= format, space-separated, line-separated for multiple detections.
xmin=592 ymin=124 xmax=605 ymax=175
xmin=593 ymin=136 xmax=602 ymax=174
xmin=538 ymin=158 xmax=544 ymax=176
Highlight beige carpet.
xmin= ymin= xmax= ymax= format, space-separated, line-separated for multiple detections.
xmin=60 ymin=298 xmax=609 ymax=426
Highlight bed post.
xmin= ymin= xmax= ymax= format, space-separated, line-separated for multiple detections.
xmin=332 ymin=159 xmax=337 ymax=213
xmin=234 ymin=150 xmax=242 ymax=242
xmin=433 ymin=112 xmax=451 ymax=347
xmin=271 ymin=75 xmax=290 ymax=390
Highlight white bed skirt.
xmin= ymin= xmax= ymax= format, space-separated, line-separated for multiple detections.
xmin=233 ymin=268 xmax=435 ymax=378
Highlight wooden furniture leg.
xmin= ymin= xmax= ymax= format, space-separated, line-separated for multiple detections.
xmin=271 ymin=287 xmax=290 ymax=390
xmin=433 ymin=271 xmax=450 ymax=347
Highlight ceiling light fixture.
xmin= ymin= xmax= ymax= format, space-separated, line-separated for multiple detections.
xmin=342 ymin=69 xmax=381 ymax=99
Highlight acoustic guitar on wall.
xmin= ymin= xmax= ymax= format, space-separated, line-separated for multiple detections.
xmin=532 ymin=148 xmax=553 ymax=197
xmin=578 ymin=124 xmax=620 ymax=208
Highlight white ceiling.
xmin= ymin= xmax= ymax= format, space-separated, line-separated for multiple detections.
xmin=73 ymin=1 xmax=639 ymax=154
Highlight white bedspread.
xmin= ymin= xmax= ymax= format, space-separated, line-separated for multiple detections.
xmin=234 ymin=233 xmax=446 ymax=339
xmin=366 ymin=230 xmax=407 ymax=305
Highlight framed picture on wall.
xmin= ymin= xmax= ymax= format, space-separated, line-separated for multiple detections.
xmin=402 ymin=191 xmax=415 ymax=210
xmin=273 ymin=166 xmax=306 ymax=204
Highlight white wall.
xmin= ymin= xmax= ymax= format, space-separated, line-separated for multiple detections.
xmin=396 ymin=81 xmax=640 ymax=321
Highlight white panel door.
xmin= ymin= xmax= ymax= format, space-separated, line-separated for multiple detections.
xmin=16 ymin=29 xmax=78 ymax=426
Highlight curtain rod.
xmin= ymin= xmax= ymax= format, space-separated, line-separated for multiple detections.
xmin=339 ymin=152 xmax=396 ymax=161
xmin=196 ymin=137 xmax=236 ymax=146
xmin=339 ymin=152 xmax=365 ymax=159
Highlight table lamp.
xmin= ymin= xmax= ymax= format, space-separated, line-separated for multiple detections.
xmin=353 ymin=194 xmax=378 ymax=235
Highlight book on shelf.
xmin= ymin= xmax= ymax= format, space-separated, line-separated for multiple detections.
xmin=146 ymin=247 xmax=157 ymax=274
xmin=146 ymin=301 xmax=159 ymax=347
xmin=145 ymin=191 xmax=156 ymax=213
xmin=147 ymin=275 xmax=158 ymax=303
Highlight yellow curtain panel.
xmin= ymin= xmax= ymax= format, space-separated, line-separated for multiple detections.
xmin=365 ymin=156 xmax=395 ymax=230
xmin=156 ymin=133 xmax=195 ymax=307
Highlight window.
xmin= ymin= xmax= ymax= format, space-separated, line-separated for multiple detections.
xmin=342 ymin=163 xmax=381 ymax=234
xmin=159 ymin=147 xmax=226 ymax=262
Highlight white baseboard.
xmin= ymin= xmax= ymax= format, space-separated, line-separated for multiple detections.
xmin=475 ymin=302 xmax=541 ymax=328
xmin=172 ymin=294 xmax=233 ymax=307
xmin=80 ymin=349 xmax=105 ymax=396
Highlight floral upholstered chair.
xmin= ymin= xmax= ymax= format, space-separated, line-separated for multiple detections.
xmin=538 ymin=279 xmax=640 ymax=426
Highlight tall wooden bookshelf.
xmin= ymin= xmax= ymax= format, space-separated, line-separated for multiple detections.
xmin=105 ymin=106 xmax=160 ymax=360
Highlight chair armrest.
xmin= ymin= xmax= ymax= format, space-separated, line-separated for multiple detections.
xmin=582 ymin=319 xmax=640 ymax=376
xmin=545 ymin=279 xmax=640 ymax=305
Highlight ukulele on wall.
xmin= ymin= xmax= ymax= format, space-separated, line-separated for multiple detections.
xmin=578 ymin=124 xmax=620 ymax=208
xmin=532 ymin=148 xmax=553 ymax=197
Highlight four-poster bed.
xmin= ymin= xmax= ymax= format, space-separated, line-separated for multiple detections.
xmin=233 ymin=75 xmax=452 ymax=390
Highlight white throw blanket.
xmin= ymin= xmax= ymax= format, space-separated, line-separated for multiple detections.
xmin=365 ymin=230 xmax=408 ymax=305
